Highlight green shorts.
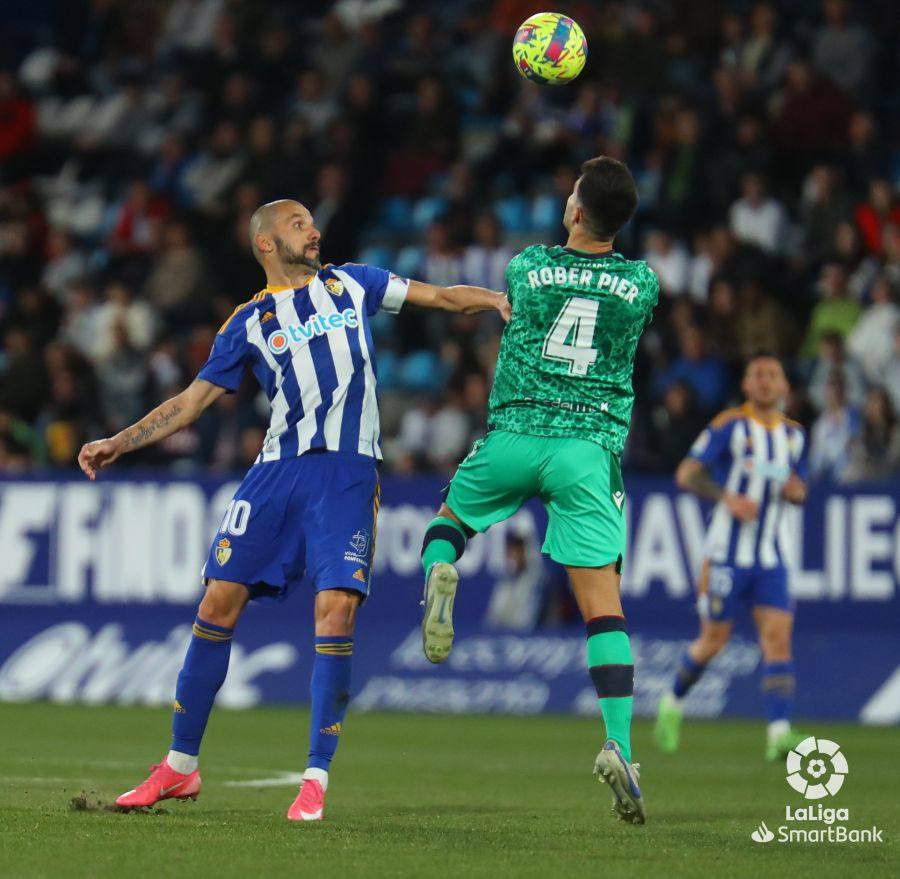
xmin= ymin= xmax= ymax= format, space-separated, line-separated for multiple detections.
xmin=445 ymin=430 xmax=625 ymax=568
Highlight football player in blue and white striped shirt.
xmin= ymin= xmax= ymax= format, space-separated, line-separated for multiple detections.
xmin=78 ymin=199 xmax=509 ymax=819
xmin=653 ymin=354 xmax=809 ymax=761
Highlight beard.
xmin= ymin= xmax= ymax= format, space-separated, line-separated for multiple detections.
xmin=274 ymin=235 xmax=321 ymax=271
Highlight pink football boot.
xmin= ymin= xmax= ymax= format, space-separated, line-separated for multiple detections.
xmin=116 ymin=759 xmax=201 ymax=808
xmin=286 ymin=779 xmax=326 ymax=821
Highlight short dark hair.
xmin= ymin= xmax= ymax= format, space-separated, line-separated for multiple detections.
xmin=576 ymin=157 xmax=638 ymax=240
xmin=744 ymin=351 xmax=784 ymax=373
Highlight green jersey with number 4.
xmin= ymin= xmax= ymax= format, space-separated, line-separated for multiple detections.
xmin=488 ymin=244 xmax=659 ymax=455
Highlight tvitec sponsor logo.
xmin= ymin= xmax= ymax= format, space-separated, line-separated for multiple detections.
xmin=750 ymin=736 xmax=883 ymax=845
xmin=266 ymin=308 xmax=359 ymax=354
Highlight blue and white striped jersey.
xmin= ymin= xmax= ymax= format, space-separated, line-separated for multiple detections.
xmin=198 ymin=263 xmax=409 ymax=462
xmin=688 ymin=403 xmax=808 ymax=570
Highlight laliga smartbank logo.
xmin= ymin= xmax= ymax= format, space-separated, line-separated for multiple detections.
xmin=750 ymin=737 xmax=883 ymax=845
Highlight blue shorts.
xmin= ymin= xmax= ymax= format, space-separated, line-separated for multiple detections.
xmin=700 ymin=563 xmax=793 ymax=622
xmin=202 ymin=451 xmax=380 ymax=602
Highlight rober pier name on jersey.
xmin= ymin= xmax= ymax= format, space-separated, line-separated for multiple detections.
xmin=526 ymin=266 xmax=639 ymax=304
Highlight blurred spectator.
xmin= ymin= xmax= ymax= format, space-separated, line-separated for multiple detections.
xmin=312 ymin=164 xmax=360 ymax=265
xmin=737 ymin=2 xmax=792 ymax=92
xmin=878 ymin=322 xmax=900 ymax=411
xmin=107 ymin=181 xmax=169 ymax=259
xmin=811 ymin=0 xmax=873 ymax=97
xmin=643 ymin=230 xmax=690 ymax=297
xmin=0 ymin=328 xmax=48 ymax=423
xmin=289 ymin=69 xmax=337 ymax=135
xmin=41 ymin=229 xmax=88 ymax=298
xmin=772 ymin=57 xmax=853 ymax=166
xmin=484 ymin=531 xmax=548 ymax=631
xmin=842 ymin=388 xmax=900 ymax=483
xmin=808 ymin=331 xmax=866 ymax=410
xmin=809 ymin=374 xmax=860 ymax=481
xmin=846 ymin=276 xmax=900 ymax=384
xmin=181 ymin=121 xmax=246 ymax=213
xmin=96 ymin=323 xmax=150 ymax=433
xmin=94 ymin=281 xmax=157 ymax=361
xmin=655 ymin=326 xmax=730 ymax=414
xmin=802 ymin=263 xmax=861 ymax=355
xmin=728 ymin=172 xmax=788 ymax=255
xmin=462 ymin=213 xmax=512 ymax=292
xmin=640 ymin=381 xmax=706 ymax=472
xmin=854 ymin=180 xmax=900 ymax=256
xmin=143 ymin=221 xmax=208 ymax=321
xmin=0 ymin=71 xmax=36 ymax=163
xmin=735 ymin=278 xmax=797 ymax=359
xmin=419 ymin=221 xmax=463 ymax=288
xmin=800 ymin=165 xmax=852 ymax=267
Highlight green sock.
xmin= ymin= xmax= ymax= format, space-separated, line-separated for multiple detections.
xmin=421 ymin=516 xmax=467 ymax=575
xmin=586 ymin=617 xmax=634 ymax=762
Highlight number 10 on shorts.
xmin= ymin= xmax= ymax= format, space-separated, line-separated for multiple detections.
xmin=542 ymin=297 xmax=599 ymax=376
xmin=219 ymin=499 xmax=251 ymax=536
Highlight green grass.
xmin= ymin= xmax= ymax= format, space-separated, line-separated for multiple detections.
xmin=0 ymin=704 xmax=896 ymax=878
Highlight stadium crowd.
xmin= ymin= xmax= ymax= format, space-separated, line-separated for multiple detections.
xmin=1 ymin=0 xmax=899 ymax=481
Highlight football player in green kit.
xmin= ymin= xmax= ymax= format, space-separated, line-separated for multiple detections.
xmin=419 ymin=157 xmax=658 ymax=824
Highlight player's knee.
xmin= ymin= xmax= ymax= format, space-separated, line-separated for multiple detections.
xmin=198 ymin=580 xmax=247 ymax=628
xmin=759 ymin=627 xmax=792 ymax=661
xmin=315 ymin=589 xmax=361 ymax=636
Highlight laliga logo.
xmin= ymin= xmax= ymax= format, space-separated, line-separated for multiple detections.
xmin=785 ymin=736 xmax=848 ymax=800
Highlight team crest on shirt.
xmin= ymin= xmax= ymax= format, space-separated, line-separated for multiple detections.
xmin=215 ymin=537 xmax=232 ymax=565
xmin=324 ymin=278 xmax=344 ymax=296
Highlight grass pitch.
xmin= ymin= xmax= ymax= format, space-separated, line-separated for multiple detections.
xmin=1 ymin=703 xmax=896 ymax=878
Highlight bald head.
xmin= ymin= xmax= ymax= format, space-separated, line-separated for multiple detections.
xmin=249 ymin=199 xmax=302 ymax=263
xmin=248 ymin=199 xmax=321 ymax=272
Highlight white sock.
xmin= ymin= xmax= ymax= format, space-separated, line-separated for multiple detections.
xmin=167 ymin=750 xmax=198 ymax=774
xmin=303 ymin=767 xmax=329 ymax=791
xmin=767 ymin=720 xmax=790 ymax=742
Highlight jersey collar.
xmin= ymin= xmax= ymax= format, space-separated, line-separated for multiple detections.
xmin=264 ymin=274 xmax=316 ymax=293
xmin=561 ymin=246 xmax=618 ymax=259
xmin=741 ymin=401 xmax=782 ymax=429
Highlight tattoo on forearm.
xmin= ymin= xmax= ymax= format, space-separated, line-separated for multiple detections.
xmin=683 ymin=466 xmax=724 ymax=502
xmin=124 ymin=403 xmax=183 ymax=450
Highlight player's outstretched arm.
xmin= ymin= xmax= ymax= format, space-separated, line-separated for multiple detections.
xmin=675 ymin=457 xmax=758 ymax=522
xmin=406 ymin=280 xmax=511 ymax=321
xmin=77 ymin=379 xmax=226 ymax=480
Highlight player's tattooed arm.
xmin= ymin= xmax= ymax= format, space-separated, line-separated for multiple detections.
xmin=406 ymin=280 xmax=511 ymax=321
xmin=675 ymin=458 xmax=758 ymax=522
xmin=77 ymin=379 xmax=226 ymax=480
xmin=121 ymin=401 xmax=185 ymax=450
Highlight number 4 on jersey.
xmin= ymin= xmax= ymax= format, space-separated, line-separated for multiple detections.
xmin=541 ymin=296 xmax=599 ymax=376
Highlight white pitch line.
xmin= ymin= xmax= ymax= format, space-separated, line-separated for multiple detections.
xmin=1 ymin=758 xmax=284 ymax=775
xmin=0 ymin=775 xmax=99 ymax=785
xmin=222 ymin=772 xmax=303 ymax=788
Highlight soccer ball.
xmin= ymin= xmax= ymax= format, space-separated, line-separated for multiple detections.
xmin=512 ymin=12 xmax=587 ymax=85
